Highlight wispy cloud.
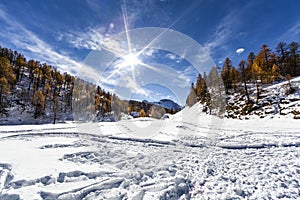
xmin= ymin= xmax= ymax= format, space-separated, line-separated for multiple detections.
xmin=64 ymin=27 xmax=106 ymax=51
xmin=0 ymin=4 xmax=104 ymax=84
xmin=279 ymin=19 xmax=300 ymax=42
xmin=0 ymin=5 xmax=82 ymax=73
xmin=125 ymin=76 xmax=149 ymax=96
xmin=86 ymin=0 xmax=102 ymax=14
xmin=201 ymin=1 xmax=256 ymax=61
xmin=203 ymin=13 xmax=235 ymax=56
xmin=176 ymin=65 xmax=194 ymax=87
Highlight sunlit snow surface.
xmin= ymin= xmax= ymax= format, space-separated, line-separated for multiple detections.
xmin=1 ymin=106 xmax=300 ymax=199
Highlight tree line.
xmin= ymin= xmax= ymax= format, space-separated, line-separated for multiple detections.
xmin=2 ymin=40 xmax=298 ymax=122
xmin=0 ymin=45 xmax=116 ymax=123
xmin=187 ymin=41 xmax=300 ymax=115
xmin=0 ymin=45 xmax=178 ymax=123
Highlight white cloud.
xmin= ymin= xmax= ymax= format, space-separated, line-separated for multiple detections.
xmin=236 ymin=48 xmax=245 ymax=55
xmin=143 ymin=48 xmax=156 ymax=56
xmin=165 ymin=53 xmax=177 ymax=60
xmin=109 ymin=23 xmax=115 ymax=29
xmin=165 ymin=52 xmax=184 ymax=64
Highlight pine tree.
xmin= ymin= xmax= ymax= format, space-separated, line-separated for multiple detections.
xmin=221 ymin=58 xmax=232 ymax=94
xmin=238 ymin=60 xmax=250 ymax=104
xmin=14 ymin=54 xmax=26 ymax=82
xmin=288 ymin=42 xmax=300 ymax=76
xmin=33 ymin=65 xmax=43 ymax=91
xmin=53 ymin=86 xmax=59 ymax=124
xmin=276 ymin=42 xmax=288 ymax=75
xmin=32 ymin=90 xmax=45 ymax=118
xmin=276 ymin=42 xmax=288 ymax=60
xmin=0 ymin=57 xmax=16 ymax=86
xmin=111 ymin=94 xmax=123 ymax=120
xmin=186 ymin=83 xmax=197 ymax=107
xmin=229 ymin=67 xmax=240 ymax=93
xmin=207 ymin=66 xmax=226 ymax=116
xmin=0 ymin=77 xmax=9 ymax=113
xmin=247 ymin=52 xmax=255 ymax=81
xmin=95 ymin=94 xmax=101 ymax=116
xmin=252 ymin=62 xmax=263 ymax=103
xmin=255 ymin=44 xmax=272 ymax=83
xmin=0 ymin=57 xmax=16 ymax=113
xmin=195 ymin=74 xmax=208 ymax=103
xmin=27 ymin=59 xmax=39 ymax=92
xmin=43 ymin=82 xmax=51 ymax=111
xmin=42 ymin=63 xmax=53 ymax=87
xmin=271 ymin=64 xmax=280 ymax=82
xmin=139 ymin=109 xmax=147 ymax=117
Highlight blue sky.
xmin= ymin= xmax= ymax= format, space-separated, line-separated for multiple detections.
xmin=0 ymin=0 xmax=300 ymax=105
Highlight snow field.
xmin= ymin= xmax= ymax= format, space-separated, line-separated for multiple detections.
xmin=0 ymin=102 xmax=300 ymax=199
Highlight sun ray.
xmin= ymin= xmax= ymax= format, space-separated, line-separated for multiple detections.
xmin=139 ymin=62 xmax=184 ymax=80
xmin=139 ymin=62 xmax=162 ymax=72
xmin=121 ymin=0 xmax=136 ymax=82
xmin=121 ymin=0 xmax=132 ymax=53
xmin=100 ymin=0 xmax=195 ymax=87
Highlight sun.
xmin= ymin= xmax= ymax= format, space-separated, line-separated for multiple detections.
xmin=122 ymin=53 xmax=140 ymax=66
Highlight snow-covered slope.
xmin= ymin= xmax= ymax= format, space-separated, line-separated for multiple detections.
xmin=1 ymin=106 xmax=300 ymax=199
xmin=225 ymin=76 xmax=300 ymax=119
xmin=1 ymin=78 xmax=300 ymax=200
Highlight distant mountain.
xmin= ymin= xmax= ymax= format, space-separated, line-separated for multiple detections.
xmin=152 ymin=99 xmax=182 ymax=111
xmin=142 ymin=99 xmax=182 ymax=111
xmin=127 ymin=99 xmax=181 ymax=118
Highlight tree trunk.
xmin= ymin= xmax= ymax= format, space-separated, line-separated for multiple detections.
xmin=256 ymin=80 xmax=260 ymax=104
xmin=53 ymin=98 xmax=57 ymax=124
xmin=244 ymin=81 xmax=250 ymax=104
xmin=0 ymin=88 xmax=3 ymax=113
xmin=53 ymin=89 xmax=58 ymax=124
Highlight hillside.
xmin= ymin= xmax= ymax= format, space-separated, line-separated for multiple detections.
xmin=225 ymin=77 xmax=300 ymax=119
xmin=184 ymin=76 xmax=300 ymax=121
xmin=186 ymin=42 xmax=300 ymax=120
